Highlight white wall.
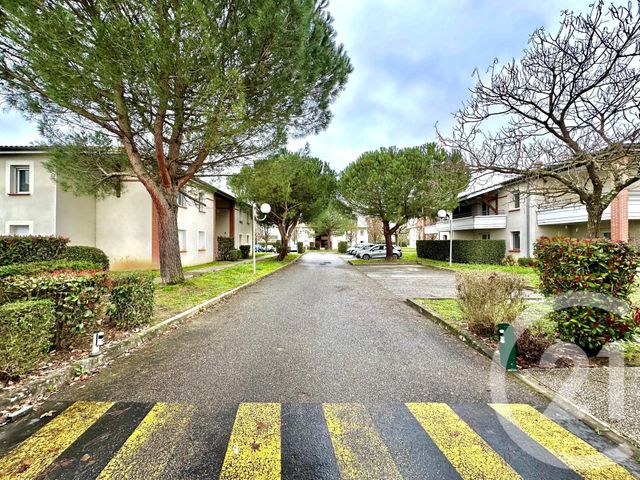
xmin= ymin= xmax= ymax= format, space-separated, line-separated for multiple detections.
xmin=56 ymin=188 xmax=96 ymax=246
xmin=177 ymin=187 xmax=215 ymax=267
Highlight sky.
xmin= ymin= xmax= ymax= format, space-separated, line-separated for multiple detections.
xmin=0 ymin=0 xmax=590 ymax=173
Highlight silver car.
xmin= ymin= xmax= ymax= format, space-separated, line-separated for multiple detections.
xmin=348 ymin=243 xmax=374 ymax=255
xmin=357 ymin=244 xmax=402 ymax=259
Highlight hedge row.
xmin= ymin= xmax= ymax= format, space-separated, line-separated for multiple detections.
xmin=0 ymin=259 xmax=100 ymax=278
xmin=239 ymin=245 xmax=251 ymax=259
xmin=62 ymin=246 xmax=110 ymax=269
xmin=108 ymin=272 xmax=155 ymax=330
xmin=338 ymin=241 xmax=348 ymax=253
xmin=416 ymin=240 xmax=505 ymax=264
xmin=0 ymin=235 xmax=68 ymax=266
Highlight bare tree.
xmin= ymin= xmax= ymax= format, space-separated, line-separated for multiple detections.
xmin=442 ymin=1 xmax=640 ymax=237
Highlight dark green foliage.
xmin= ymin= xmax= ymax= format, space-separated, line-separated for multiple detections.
xmin=274 ymin=240 xmax=283 ymax=254
xmin=515 ymin=329 xmax=553 ymax=364
xmin=0 ymin=271 xmax=108 ymax=348
xmin=108 ymin=272 xmax=155 ymax=329
xmin=416 ymin=240 xmax=505 ymax=264
xmin=0 ymin=300 xmax=55 ymax=378
xmin=229 ymin=249 xmax=241 ymax=261
xmin=308 ymin=242 xmax=316 ymax=250
xmin=239 ymin=245 xmax=251 ymax=259
xmin=518 ymin=257 xmax=535 ymax=267
xmin=296 ymin=242 xmax=305 ymax=253
xmin=61 ymin=246 xmax=109 ymax=270
xmin=0 ymin=260 xmax=99 ymax=278
xmin=0 ymin=236 xmax=68 ymax=266
xmin=534 ymin=237 xmax=639 ymax=353
xmin=338 ymin=241 xmax=348 ymax=253
xmin=315 ymin=242 xmax=321 ymax=250
xmin=217 ymin=237 xmax=235 ymax=261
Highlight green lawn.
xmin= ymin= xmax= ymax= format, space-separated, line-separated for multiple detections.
xmin=414 ymin=298 xmax=464 ymax=324
xmin=415 ymin=258 xmax=539 ymax=288
xmin=154 ymin=254 xmax=299 ymax=323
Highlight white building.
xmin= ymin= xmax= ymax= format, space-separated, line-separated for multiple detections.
xmin=0 ymin=146 xmax=252 ymax=269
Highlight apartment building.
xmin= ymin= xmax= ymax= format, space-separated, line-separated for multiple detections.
xmin=425 ymin=176 xmax=639 ymax=258
xmin=0 ymin=146 xmax=252 ymax=269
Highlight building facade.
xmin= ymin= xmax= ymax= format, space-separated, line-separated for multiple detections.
xmin=0 ymin=147 xmax=252 ymax=269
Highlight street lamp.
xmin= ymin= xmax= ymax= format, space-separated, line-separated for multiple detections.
xmin=253 ymin=203 xmax=271 ymax=274
xmin=437 ymin=209 xmax=453 ymax=266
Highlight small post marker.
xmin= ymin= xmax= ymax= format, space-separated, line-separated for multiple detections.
xmin=90 ymin=331 xmax=105 ymax=357
xmin=497 ymin=323 xmax=517 ymax=371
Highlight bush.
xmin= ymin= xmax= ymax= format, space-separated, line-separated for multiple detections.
xmin=297 ymin=242 xmax=305 ymax=254
xmin=501 ymin=254 xmax=517 ymax=266
xmin=0 ymin=271 xmax=108 ymax=348
xmin=217 ymin=236 xmax=235 ymax=260
xmin=535 ymin=237 xmax=639 ymax=353
xmin=517 ymin=257 xmax=535 ymax=267
xmin=0 ymin=300 xmax=55 ymax=379
xmin=61 ymin=246 xmax=109 ymax=270
xmin=273 ymin=240 xmax=282 ymax=254
xmin=315 ymin=242 xmax=321 ymax=250
xmin=456 ymin=271 xmax=527 ymax=337
xmin=108 ymin=272 xmax=155 ymax=329
xmin=0 ymin=235 xmax=68 ymax=266
xmin=0 ymin=260 xmax=99 ymax=278
xmin=229 ymin=249 xmax=241 ymax=261
xmin=338 ymin=241 xmax=348 ymax=253
xmin=308 ymin=241 xmax=316 ymax=250
xmin=416 ymin=240 xmax=505 ymax=264
xmin=239 ymin=245 xmax=251 ymax=259
xmin=516 ymin=329 xmax=554 ymax=364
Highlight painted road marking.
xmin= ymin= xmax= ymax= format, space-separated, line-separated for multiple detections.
xmin=491 ymin=404 xmax=635 ymax=480
xmin=0 ymin=401 xmax=113 ymax=480
xmin=219 ymin=402 xmax=281 ymax=480
xmin=96 ymin=402 xmax=194 ymax=480
xmin=323 ymin=403 xmax=403 ymax=480
xmin=407 ymin=402 xmax=521 ymax=480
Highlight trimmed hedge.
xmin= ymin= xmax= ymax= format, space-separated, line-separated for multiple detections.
xmin=61 ymin=246 xmax=109 ymax=270
xmin=0 ymin=271 xmax=108 ymax=348
xmin=239 ymin=245 xmax=251 ymax=259
xmin=338 ymin=241 xmax=348 ymax=253
xmin=297 ymin=242 xmax=305 ymax=253
xmin=535 ymin=237 xmax=639 ymax=353
xmin=0 ymin=235 xmax=68 ymax=266
xmin=229 ymin=249 xmax=241 ymax=261
xmin=0 ymin=300 xmax=55 ymax=378
xmin=0 ymin=259 xmax=99 ymax=278
xmin=108 ymin=272 xmax=155 ymax=329
xmin=416 ymin=240 xmax=505 ymax=264
xmin=217 ymin=236 xmax=235 ymax=260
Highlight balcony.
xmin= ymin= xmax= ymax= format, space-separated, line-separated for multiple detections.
xmin=537 ymin=204 xmax=611 ymax=226
xmin=429 ymin=211 xmax=507 ymax=232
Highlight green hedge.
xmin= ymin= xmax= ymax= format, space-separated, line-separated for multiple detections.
xmin=416 ymin=240 xmax=505 ymax=264
xmin=229 ymin=249 xmax=241 ymax=261
xmin=338 ymin=241 xmax=348 ymax=253
xmin=217 ymin=236 xmax=235 ymax=260
xmin=61 ymin=246 xmax=110 ymax=270
xmin=0 ymin=235 xmax=68 ymax=266
xmin=535 ymin=237 xmax=639 ymax=353
xmin=0 ymin=259 xmax=99 ymax=278
xmin=239 ymin=245 xmax=251 ymax=259
xmin=296 ymin=242 xmax=305 ymax=253
xmin=0 ymin=300 xmax=55 ymax=378
xmin=108 ymin=272 xmax=155 ymax=329
xmin=0 ymin=271 xmax=108 ymax=348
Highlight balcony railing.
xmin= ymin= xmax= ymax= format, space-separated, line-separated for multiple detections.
xmin=431 ymin=211 xmax=507 ymax=232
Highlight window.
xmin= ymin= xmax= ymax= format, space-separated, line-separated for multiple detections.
xmin=513 ymin=191 xmax=521 ymax=209
xmin=359 ymin=229 xmax=365 ymax=236
xmin=198 ymin=230 xmax=206 ymax=251
xmin=481 ymin=202 xmax=490 ymax=216
xmin=442 ymin=234 xmax=448 ymax=240
xmin=10 ymin=166 xmax=30 ymax=194
xmin=9 ymin=224 xmax=30 ymax=236
xmin=481 ymin=233 xmax=491 ymax=240
xmin=247 ymin=234 xmax=250 ymax=244
xmin=177 ymin=192 xmax=187 ymax=208
xmin=603 ymin=231 xmax=611 ymax=240
xmin=511 ymin=231 xmax=521 ymax=251
xmin=198 ymin=192 xmax=205 ymax=212
xmin=178 ymin=229 xmax=187 ymax=251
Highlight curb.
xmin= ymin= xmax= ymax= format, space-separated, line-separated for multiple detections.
xmin=406 ymin=297 xmax=640 ymax=455
xmin=0 ymin=255 xmax=302 ymax=410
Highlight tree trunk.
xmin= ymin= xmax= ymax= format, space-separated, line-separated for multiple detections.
xmin=585 ymin=203 xmax=604 ymax=238
xmin=277 ymin=223 xmax=288 ymax=261
xmin=382 ymin=220 xmax=394 ymax=261
xmin=155 ymin=198 xmax=184 ymax=284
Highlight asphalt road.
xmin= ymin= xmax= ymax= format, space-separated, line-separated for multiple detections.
xmin=1 ymin=252 xmax=637 ymax=479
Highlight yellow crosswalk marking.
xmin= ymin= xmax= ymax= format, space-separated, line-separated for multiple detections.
xmin=219 ymin=403 xmax=281 ymax=480
xmin=407 ymin=402 xmax=521 ymax=480
xmin=0 ymin=401 xmax=113 ymax=480
xmin=490 ymin=404 xmax=634 ymax=480
xmin=96 ymin=402 xmax=194 ymax=480
xmin=323 ymin=403 xmax=402 ymax=480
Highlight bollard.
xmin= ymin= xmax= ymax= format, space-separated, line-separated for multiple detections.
xmin=90 ymin=331 xmax=105 ymax=357
xmin=497 ymin=323 xmax=517 ymax=371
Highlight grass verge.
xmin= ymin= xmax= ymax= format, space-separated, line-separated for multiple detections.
xmin=153 ymin=254 xmax=299 ymax=323
xmin=414 ymin=298 xmax=464 ymax=325
xmin=416 ymin=258 xmax=539 ymax=288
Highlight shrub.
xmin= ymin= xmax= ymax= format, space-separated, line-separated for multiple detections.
xmin=456 ymin=271 xmax=527 ymax=337
xmin=416 ymin=240 xmax=505 ymax=264
xmin=315 ymin=242 xmax=321 ymax=250
xmin=217 ymin=236 xmax=235 ymax=260
xmin=0 ymin=300 xmax=55 ymax=379
xmin=239 ymin=245 xmax=251 ymax=259
xmin=61 ymin=246 xmax=109 ymax=270
xmin=108 ymin=272 xmax=155 ymax=329
xmin=535 ymin=237 xmax=639 ymax=354
xmin=273 ymin=240 xmax=282 ymax=253
xmin=517 ymin=257 xmax=535 ymax=267
xmin=309 ymin=241 xmax=316 ymax=250
xmin=0 ymin=235 xmax=68 ymax=266
xmin=0 ymin=271 xmax=108 ymax=348
xmin=515 ymin=329 xmax=553 ymax=364
xmin=0 ymin=260 xmax=99 ymax=278
xmin=297 ymin=242 xmax=305 ymax=254
xmin=501 ymin=254 xmax=517 ymax=266
xmin=338 ymin=241 xmax=348 ymax=253
xmin=228 ymin=249 xmax=241 ymax=261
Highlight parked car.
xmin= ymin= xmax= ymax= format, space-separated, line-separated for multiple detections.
xmin=357 ymin=244 xmax=402 ymax=260
xmin=254 ymin=245 xmax=266 ymax=252
xmin=347 ymin=243 xmax=374 ymax=255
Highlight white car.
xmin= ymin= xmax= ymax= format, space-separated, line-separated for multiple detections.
xmin=348 ymin=243 xmax=374 ymax=255
xmin=356 ymin=244 xmax=402 ymax=260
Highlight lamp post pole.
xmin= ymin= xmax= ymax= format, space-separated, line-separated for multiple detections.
xmin=437 ymin=209 xmax=453 ymax=266
xmin=253 ymin=203 xmax=272 ymax=274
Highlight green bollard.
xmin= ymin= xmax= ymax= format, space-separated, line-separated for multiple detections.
xmin=497 ymin=323 xmax=517 ymax=371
